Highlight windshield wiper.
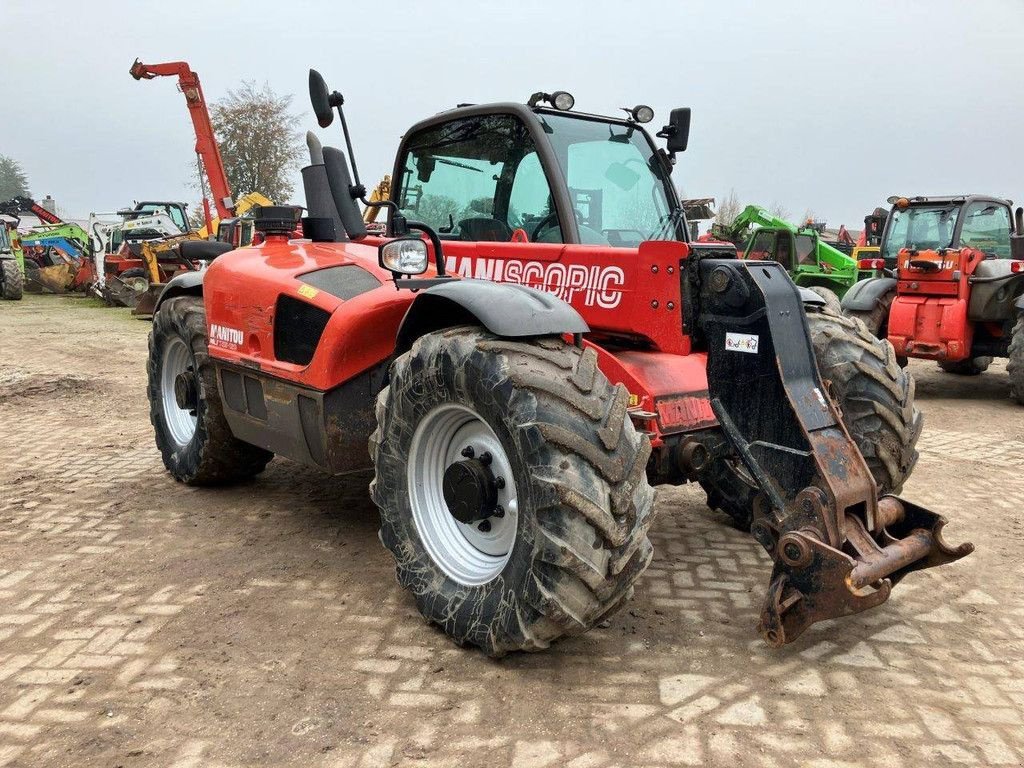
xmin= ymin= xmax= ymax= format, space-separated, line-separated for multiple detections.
xmin=649 ymin=207 xmax=685 ymax=241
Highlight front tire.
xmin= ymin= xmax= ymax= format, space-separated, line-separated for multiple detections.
xmin=1 ymin=259 xmax=23 ymax=300
xmin=370 ymin=328 xmax=655 ymax=656
xmin=938 ymin=357 xmax=992 ymax=376
xmin=148 ymin=296 xmax=272 ymax=485
xmin=701 ymin=307 xmax=922 ymax=529
xmin=1009 ymin=310 xmax=1024 ymax=405
xmin=807 ymin=286 xmax=842 ymax=314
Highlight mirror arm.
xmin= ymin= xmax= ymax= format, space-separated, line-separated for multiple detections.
xmin=406 ymin=220 xmax=446 ymax=276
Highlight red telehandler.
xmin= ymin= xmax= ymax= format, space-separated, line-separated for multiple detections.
xmin=145 ymin=70 xmax=971 ymax=656
xmin=842 ymin=195 xmax=1024 ymax=403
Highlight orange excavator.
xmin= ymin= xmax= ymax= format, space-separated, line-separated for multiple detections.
xmin=126 ymin=59 xmax=271 ymax=313
xmin=130 ymin=58 xmax=234 ymax=231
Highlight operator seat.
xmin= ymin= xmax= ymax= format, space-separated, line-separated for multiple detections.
xmin=458 ymin=217 xmax=513 ymax=242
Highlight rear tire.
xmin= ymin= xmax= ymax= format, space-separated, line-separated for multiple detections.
xmin=845 ymin=288 xmax=895 ymax=338
xmin=1 ymin=259 xmax=23 ymax=300
xmin=938 ymin=357 xmax=992 ymax=376
xmin=1009 ymin=310 xmax=1024 ymax=405
xmin=370 ymin=327 xmax=655 ymax=656
xmin=701 ymin=307 xmax=922 ymax=530
xmin=148 ymin=296 xmax=272 ymax=485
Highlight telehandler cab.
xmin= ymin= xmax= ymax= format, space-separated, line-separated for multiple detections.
xmin=843 ymin=195 xmax=1024 ymax=403
xmin=146 ymin=70 xmax=971 ymax=655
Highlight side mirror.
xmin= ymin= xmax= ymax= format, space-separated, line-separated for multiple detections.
xmin=658 ymin=108 xmax=691 ymax=154
xmin=379 ymin=236 xmax=429 ymax=276
xmin=309 ymin=69 xmax=334 ymax=128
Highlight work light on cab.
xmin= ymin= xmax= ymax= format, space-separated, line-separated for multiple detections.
xmin=379 ymin=236 xmax=429 ymax=275
xmin=527 ymin=90 xmax=575 ymax=111
xmin=629 ymin=104 xmax=654 ymax=123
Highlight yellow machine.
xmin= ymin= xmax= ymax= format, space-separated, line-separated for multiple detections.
xmin=362 ymin=176 xmax=391 ymax=225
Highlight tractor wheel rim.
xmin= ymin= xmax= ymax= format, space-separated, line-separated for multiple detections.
xmin=161 ymin=336 xmax=198 ymax=447
xmin=124 ymin=277 xmax=149 ymax=293
xmin=408 ymin=403 xmax=519 ymax=587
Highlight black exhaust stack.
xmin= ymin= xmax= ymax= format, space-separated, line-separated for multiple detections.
xmin=307 ymin=68 xmax=398 ymax=240
xmin=301 ymin=132 xmax=345 ymax=242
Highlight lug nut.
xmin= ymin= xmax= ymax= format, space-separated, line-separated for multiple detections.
xmin=478 ymin=520 xmax=492 ymax=532
xmin=479 ymin=451 xmax=492 ymax=466
xmin=494 ymin=505 xmax=505 ymax=518
xmin=461 ymin=446 xmax=475 ymax=458
xmin=495 ymin=476 xmax=506 ymax=489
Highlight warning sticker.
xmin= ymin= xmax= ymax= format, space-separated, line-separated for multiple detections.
xmin=725 ymin=332 xmax=760 ymax=354
xmin=297 ymin=284 xmax=319 ymax=299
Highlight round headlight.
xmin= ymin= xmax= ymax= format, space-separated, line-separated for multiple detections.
xmin=380 ymin=237 xmax=428 ymax=275
xmin=632 ymin=104 xmax=654 ymax=124
xmin=551 ymin=91 xmax=575 ymax=111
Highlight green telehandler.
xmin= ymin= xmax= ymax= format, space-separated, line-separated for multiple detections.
xmin=711 ymin=205 xmax=886 ymax=310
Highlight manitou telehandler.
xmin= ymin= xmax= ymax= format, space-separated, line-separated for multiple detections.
xmin=843 ymin=195 xmax=1024 ymax=403
xmin=146 ymin=71 xmax=971 ymax=656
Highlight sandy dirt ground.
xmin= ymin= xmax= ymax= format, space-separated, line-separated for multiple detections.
xmin=1 ymin=293 xmax=1022 ymax=768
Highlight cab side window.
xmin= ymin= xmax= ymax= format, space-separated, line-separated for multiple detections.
xmin=960 ymin=202 xmax=1011 ymax=258
xmin=746 ymin=229 xmax=775 ymax=260
xmin=396 ymin=114 xmax=560 ymax=242
xmin=795 ymin=234 xmax=816 ymax=266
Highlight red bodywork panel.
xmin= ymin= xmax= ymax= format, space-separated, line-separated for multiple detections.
xmin=203 ymin=235 xmax=715 ymax=445
xmin=888 ymin=247 xmax=984 ymax=362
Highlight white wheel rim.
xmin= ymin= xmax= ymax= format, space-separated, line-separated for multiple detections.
xmin=161 ymin=337 xmax=197 ymax=447
xmin=407 ymin=404 xmax=519 ymax=586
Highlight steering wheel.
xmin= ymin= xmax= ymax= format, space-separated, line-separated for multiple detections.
xmin=531 ymin=209 xmax=580 ymax=242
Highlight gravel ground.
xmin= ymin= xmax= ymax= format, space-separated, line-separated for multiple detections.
xmin=1 ymin=293 xmax=1022 ymax=768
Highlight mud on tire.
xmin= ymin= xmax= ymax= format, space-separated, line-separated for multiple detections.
xmin=700 ymin=307 xmax=922 ymax=530
xmin=1 ymin=259 xmax=23 ymax=300
xmin=370 ymin=327 xmax=655 ymax=656
xmin=1009 ymin=311 xmax=1024 ymax=405
xmin=148 ymin=296 xmax=272 ymax=485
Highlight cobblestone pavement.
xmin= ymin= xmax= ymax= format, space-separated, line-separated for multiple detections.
xmin=1 ymin=295 xmax=1022 ymax=768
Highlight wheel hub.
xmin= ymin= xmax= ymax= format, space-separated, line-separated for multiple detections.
xmin=443 ymin=458 xmax=499 ymax=524
xmin=173 ymin=370 xmax=197 ymax=412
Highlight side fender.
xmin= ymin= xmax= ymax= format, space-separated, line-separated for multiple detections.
xmin=153 ymin=270 xmax=205 ymax=313
xmin=396 ymin=279 xmax=589 ymax=354
xmin=798 ymin=287 xmax=826 ymax=307
xmin=841 ymin=277 xmax=897 ymax=312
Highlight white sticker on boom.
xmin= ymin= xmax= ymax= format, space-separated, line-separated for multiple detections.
xmin=813 ymin=387 xmax=828 ymax=408
xmin=725 ymin=332 xmax=759 ymax=354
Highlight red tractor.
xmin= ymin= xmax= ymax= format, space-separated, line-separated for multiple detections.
xmin=842 ymin=195 xmax=1024 ymax=402
xmin=146 ymin=71 xmax=971 ymax=655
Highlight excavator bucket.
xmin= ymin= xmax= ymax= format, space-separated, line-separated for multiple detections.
xmin=131 ymin=283 xmax=163 ymax=317
xmin=36 ymin=262 xmax=78 ymax=293
xmin=694 ymin=255 xmax=973 ymax=645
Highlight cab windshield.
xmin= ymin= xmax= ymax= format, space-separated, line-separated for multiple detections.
xmin=538 ymin=113 xmax=678 ymax=246
xmin=881 ymin=204 xmax=960 ymax=261
xmin=395 ymin=110 xmax=681 ymax=247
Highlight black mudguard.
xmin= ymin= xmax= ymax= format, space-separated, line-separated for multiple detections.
xmin=396 ymin=279 xmax=589 ymax=353
xmin=153 ymin=270 xmax=205 ymax=313
xmin=841 ymin=277 xmax=897 ymax=312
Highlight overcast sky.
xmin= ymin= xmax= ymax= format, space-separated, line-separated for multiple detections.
xmin=2 ymin=0 xmax=1021 ymax=229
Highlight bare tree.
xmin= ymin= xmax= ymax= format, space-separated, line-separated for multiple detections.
xmin=767 ymin=201 xmax=790 ymax=221
xmin=207 ymin=82 xmax=304 ymax=204
xmin=0 ymin=155 xmax=30 ymax=200
xmin=715 ymin=188 xmax=742 ymax=227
